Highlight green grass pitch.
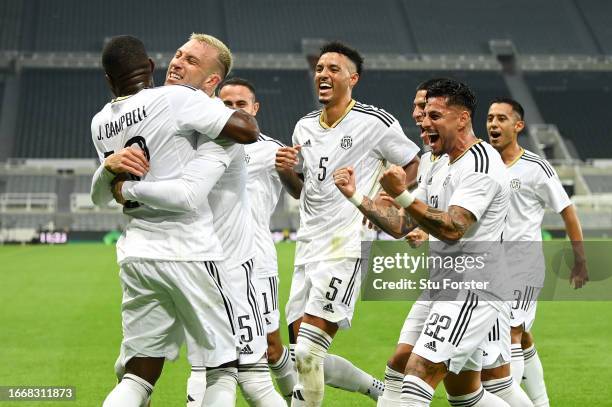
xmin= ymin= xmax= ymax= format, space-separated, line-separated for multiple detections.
xmin=1 ymin=242 xmax=611 ymax=406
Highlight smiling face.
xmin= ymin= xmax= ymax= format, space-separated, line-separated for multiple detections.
xmin=219 ymin=84 xmax=259 ymax=117
xmin=487 ymin=102 xmax=524 ymax=152
xmin=421 ymin=96 xmax=469 ymax=156
xmin=165 ymin=39 xmax=222 ymax=93
xmin=412 ymin=89 xmax=429 ymax=145
xmin=314 ymin=52 xmax=359 ymax=106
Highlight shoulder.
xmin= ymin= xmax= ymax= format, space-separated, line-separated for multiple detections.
xmin=351 ymin=101 xmax=397 ymax=128
xmin=298 ymin=109 xmax=322 ymax=122
xmin=519 ymin=149 xmax=555 ymax=178
xmin=462 ymin=141 xmax=494 ymax=174
xmin=258 ymin=133 xmax=285 ymax=147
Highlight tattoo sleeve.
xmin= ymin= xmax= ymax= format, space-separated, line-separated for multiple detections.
xmin=411 ymin=205 xmax=475 ymax=241
xmin=359 ymin=196 xmax=418 ymax=238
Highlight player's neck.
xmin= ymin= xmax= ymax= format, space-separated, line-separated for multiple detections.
xmin=322 ymin=96 xmax=353 ymax=127
xmin=117 ymin=81 xmax=148 ymax=97
xmin=448 ymin=131 xmax=478 ymax=162
xmin=500 ymin=142 xmax=523 ymax=165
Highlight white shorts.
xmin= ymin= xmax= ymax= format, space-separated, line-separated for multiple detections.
xmin=117 ymin=260 xmax=239 ymax=372
xmin=510 ymin=285 xmax=539 ymax=331
xmin=222 ymin=259 xmax=268 ymax=365
xmin=254 ymin=275 xmax=281 ymax=334
xmin=412 ymin=291 xmax=500 ymax=374
xmin=286 ymin=258 xmax=361 ymax=330
xmin=481 ymin=302 xmax=512 ymax=369
xmin=398 ymin=300 xmax=432 ymax=346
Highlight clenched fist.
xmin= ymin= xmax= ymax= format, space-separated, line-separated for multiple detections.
xmin=379 ymin=165 xmax=407 ymax=198
xmin=275 ymin=145 xmax=301 ymax=173
xmin=333 ymin=167 xmax=356 ymax=198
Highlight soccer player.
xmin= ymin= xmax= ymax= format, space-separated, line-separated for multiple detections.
xmin=487 ymin=97 xmax=588 ymax=407
xmin=90 ymin=35 xmax=259 ymax=407
xmin=218 ymin=76 xmax=297 ymax=403
xmin=110 ymin=34 xmax=284 ymax=406
xmin=335 ymin=78 xmax=512 ymax=406
xmin=275 ymin=41 xmax=420 ymax=406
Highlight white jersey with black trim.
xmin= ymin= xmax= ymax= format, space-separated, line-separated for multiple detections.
xmin=413 ymin=153 xmax=450 ymax=242
xmin=244 ymin=134 xmax=284 ymax=277
xmin=292 ymin=100 xmax=420 ymax=265
xmin=208 ymin=139 xmax=256 ymax=270
xmin=416 ymin=151 xmax=435 ymax=188
xmin=90 ymin=85 xmax=234 ymax=263
xmin=504 ymin=149 xmax=571 ymax=242
xmin=427 ymin=141 xmax=511 ymax=303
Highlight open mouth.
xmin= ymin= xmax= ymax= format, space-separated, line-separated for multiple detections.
xmin=489 ymin=130 xmax=501 ymax=139
xmin=167 ymin=71 xmax=183 ymax=82
xmin=428 ymin=133 xmax=440 ymax=144
xmin=318 ymin=82 xmax=332 ymax=94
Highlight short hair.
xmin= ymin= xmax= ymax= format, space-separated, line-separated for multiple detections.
xmin=319 ymin=41 xmax=364 ymax=75
xmin=426 ymin=78 xmax=477 ymax=118
xmin=218 ymin=77 xmax=257 ymax=100
xmin=190 ymin=33 xmax=233 ymax=78
xmin=102 ymin=35 xmax=149 ymax=80
xmin=416 ymin=77 xmax=450 ymax=92
xmin=490 ymin=97 xmax=525 ymax=120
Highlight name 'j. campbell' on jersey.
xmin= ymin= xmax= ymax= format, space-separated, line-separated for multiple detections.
xmin=90 ymin=85 xmax=234 ymax=263
xmin=292 ymin=100 xmax=420 ymax=265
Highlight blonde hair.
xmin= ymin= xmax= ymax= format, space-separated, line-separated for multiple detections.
xmin=189 ymin=33 xmax=233 ymax=78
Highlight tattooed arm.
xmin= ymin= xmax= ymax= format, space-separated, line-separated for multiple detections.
xmin=405 ymin=202 xmax=476 ymax=241
xmin=357 ymin=196 xmax=418 ymax=238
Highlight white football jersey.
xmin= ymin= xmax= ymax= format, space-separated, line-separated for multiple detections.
xmin=244 ymin=134 xmax=284 ymax=277
xmin=90 ymin=85 xmax=234 ymax=263
xmin=504 ymin=149 xmax=571 ymax=287
xmin=209 ymin=139 xmax=256 ymax=270
xmin=292 ymin=100 xmax=420 ymax=265
xmin=413 ymin=153 xmax=450 ymax=243
xmin=426 ymin=140 xmax=510 ymax=302
xmin=504 ymin=149 xmax=571 ymax=241
xmin=416 ymin=151 xmax=436 ymax=189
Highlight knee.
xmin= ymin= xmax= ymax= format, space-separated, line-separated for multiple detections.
xmin=388 ymin=344 xmax=413 ymax=373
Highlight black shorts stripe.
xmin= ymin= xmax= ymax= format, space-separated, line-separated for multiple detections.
xmin=205 ymin=261 xmax=236 ymax=335
xmin=352 ymin=106 xmax=393 ymax=127
xmin=449 ymin=291 xmax=479 ymax=346
xmin=242 ymin=260 xmax=264 ymax=336
xmin=271 ymin=276 xmax=279 ymax=310
xmin=520 ymin=155 xmax=554 ymax=177
xmin=342 ymin=259 xmax=361 ymax=305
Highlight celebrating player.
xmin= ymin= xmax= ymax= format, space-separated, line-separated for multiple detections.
xmin=275 ymin=41 xmax=420 ymax=406
xmin=219 ymin=76 xmax=297 ymax=404
xmin=487 ymin=97 xmax=588 ymax=407
xmin=110 ymin=34 xmax=285 ymax=406
xmin=90 ymin=35 xmax=259 ymax=407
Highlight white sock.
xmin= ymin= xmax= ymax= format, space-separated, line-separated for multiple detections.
xmin=324 ymin=353 xmax=384 ymax=400
xmin=186 ymin=367 xmax=206 ymax=407
xmin=482 ymin=376 xmax=533 ymax=407
xmin=447 ymin=385 xmax=510 ymax=407
xmin=239 ymin=356 xmax=287 ymax=406
xmin=523 ymin=345 xmax=549 ymax=407
xmin=377 ymin=365 xmax=403 ymax=406
xmin=511 ymin=343 xmax=525 ymax=384
xmin=291 ymin=323 xmax=331 ymax=407
xmin=401 ymin=375 xmax=433 ymax=407
xmin=103 ymin=373 xmax=153 ymax=407
xmin=204 ymin=367 xmax=238 ymax=406
xmin=270 ymin=346 xmax=297 ymax=403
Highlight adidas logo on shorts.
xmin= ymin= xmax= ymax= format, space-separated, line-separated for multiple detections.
xmin=323 ymin=303 xmax=334 ymax=313
xmin=424 ymin=341 xmax=437 ymax=352
xmin=240 ymin=344 xmax=254 ymax=355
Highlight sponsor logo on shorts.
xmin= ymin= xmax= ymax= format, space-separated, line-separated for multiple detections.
xmin=240 ymin=344 xmax=254 ymax=355
xmin=323 ymin=303 xmax=334 ymax=313
xmin=424 ymin=341 xmax=437 ymax=352
xmin=482 ymin=350 xmax=489 ymax=357
xmin=265 ymin=316 xmax=271 ymax=326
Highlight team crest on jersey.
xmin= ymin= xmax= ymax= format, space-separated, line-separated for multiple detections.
xmin=443 ymin=174 xmax=451 ymax=188
xmin=510 ymin=178 xmax=521 ymax=190
xmin=340 ymin=135 xmax=353 ymax=150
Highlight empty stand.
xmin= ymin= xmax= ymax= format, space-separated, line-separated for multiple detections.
xmin=574 ymin=0 xmax=612 ymax=54
xmin=526 ymin=71 xmax=612 ymax=159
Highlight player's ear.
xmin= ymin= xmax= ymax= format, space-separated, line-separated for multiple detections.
xmin=148 ymin=58 xmax=155 ymax=73
xmin=349 ymin=72 xmax=359 ymax=88
xmin=458 ymin=110 xmax=470 ymax=129
xmin=515 ymin=120 xmax=525 ymax=133
xmin=252 ymin=101 xmax=260 ymax=116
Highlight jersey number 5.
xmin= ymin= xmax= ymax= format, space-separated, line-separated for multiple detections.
xmin=318 ymin=157 xmax=329 ymax=181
